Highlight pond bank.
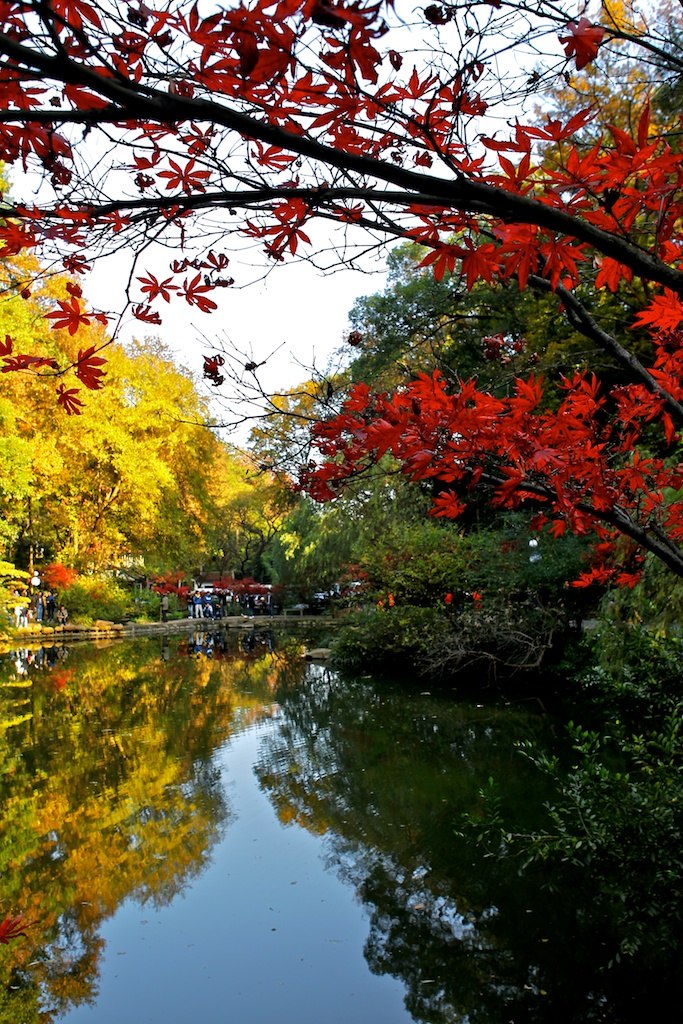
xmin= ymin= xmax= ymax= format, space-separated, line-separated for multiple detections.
xmin=0 ymin=613 xmax=335 ymax=652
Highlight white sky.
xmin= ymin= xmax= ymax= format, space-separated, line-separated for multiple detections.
xmin=83 ymin=229 xmax=388 ymax=402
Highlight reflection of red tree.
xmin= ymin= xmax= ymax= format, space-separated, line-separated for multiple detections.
xmin=50 ymin=668 xmax=76 ymax=692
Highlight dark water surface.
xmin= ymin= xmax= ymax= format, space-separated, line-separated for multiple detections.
xmin=0 ymin=629 xmax=663 ymax=1023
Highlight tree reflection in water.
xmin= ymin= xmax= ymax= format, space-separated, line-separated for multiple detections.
xmin=0 ymin=638 xmax=675 ymax=1024
xmin=0 ymin=633 xmax=288 ymax=1023
xmin=256 ymin=664 xmax=673 ymax=1024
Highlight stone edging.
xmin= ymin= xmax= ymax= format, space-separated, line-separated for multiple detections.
xmin=1 ymin=614 xmax=332 ymax=651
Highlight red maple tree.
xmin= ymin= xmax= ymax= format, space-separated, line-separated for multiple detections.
xmin=1 ymin=0 xmax=682 ymax=580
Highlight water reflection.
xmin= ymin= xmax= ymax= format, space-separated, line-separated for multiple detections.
xmin=258 ymin=665 xmax=677 ymax=1023
xmin=256 ymin=665 xmax=564 ymax=1024
xmin=0 ymin=632 xmax=285 ymax=1023
xmin=0 ymin=634 xmax=673 ymax=1023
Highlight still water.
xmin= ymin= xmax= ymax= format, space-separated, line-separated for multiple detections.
xmin=0 ymin=628 xmax=660 ymax=1023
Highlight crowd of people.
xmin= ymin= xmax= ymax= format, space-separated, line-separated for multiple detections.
xmin=11 ymin=590 xmax=69 ymax=629
xmin=185 ymin=589 xmax=272 ymax=620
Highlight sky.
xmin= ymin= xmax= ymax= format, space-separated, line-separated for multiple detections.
xmin=6 ymin=1 xmax=555 ymax=437
xmin=84 ymin=227 xmax=389 ymax=431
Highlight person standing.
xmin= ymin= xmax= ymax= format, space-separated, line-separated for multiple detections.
xmin=160 ymin=592 xmax=170 ymax=622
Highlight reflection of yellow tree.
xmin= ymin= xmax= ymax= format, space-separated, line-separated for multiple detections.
xmin=0 ymin=638 xmax=303 ymax=1023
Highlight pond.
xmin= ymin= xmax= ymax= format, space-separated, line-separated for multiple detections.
xmin=0 ymin=628 xmax=668 ymax=1023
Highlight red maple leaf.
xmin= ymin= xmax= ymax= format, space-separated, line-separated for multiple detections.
xmin=430 ymin=490 xmax=467 ymax=518
xmin=595 ymin=257 xmax=633 ymax=293
xmin=56 ymin=383 xmax=85 ymax=415
xmin=2 ymin=354 xmax=59 ymax=373
xmin=569 ymin=566 xmax=614 ymax=588
xmin=251 ymin=142 xmax=297 ymax=170
xmin=46 ymin=298 xmax=106 ymax=335
xmin=137 ymin=272 xmax=177 ymax=303
xmin=75 ymin=346 xmax=107 ymax=390
xmin=614 ymin=570 xmax=642 ymax=588
xmin=459 ymin=241 xmax=497 ymax=288
xmin=203 ymin=352 xmax=225 ymax=386
xmin=419 ymin=243 xmax=461 ymax=282
xmin=559 ymin=18 xmax=606 ymax=71
xmin=52 ymin=0 xmax=102 ymax=31
xmin=0 ymin=221 xmax=36 ymax=257
xmin=632 ymin=290 xmax=683 ymax=334
xmin=157 ymin=158 xmax=211 ymax=194
xmin=181 ymin=273 xmax=218 ymax=312
xmin=0 ymin=912 xmax=27 ymax=945
xmin=511 ymin=375 xmax=544 ymax=413
xmin=132 ymin=303 xmax=163 ymax=324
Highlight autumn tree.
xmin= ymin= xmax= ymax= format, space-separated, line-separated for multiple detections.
xmin=0 ymin=313 xmax=213 ymax=570
xmin=1 ymin=0 xmax=683 ymax=581
xmin=200 ymin=450 xmax=295 ymax=579
xmin=0 ymin=259 xmax=285 ymax=574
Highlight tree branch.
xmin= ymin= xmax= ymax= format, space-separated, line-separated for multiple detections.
xmin=2 ymin=31 xmax=683 ymax=294
xmin=529 ymin=275 xmax=683 ymax=426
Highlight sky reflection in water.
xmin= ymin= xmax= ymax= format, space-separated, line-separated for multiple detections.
xmin=0 ymin=631 xmax=605 ymax=1024
xmin=62 ymin=721 xmax=410 ymax=1024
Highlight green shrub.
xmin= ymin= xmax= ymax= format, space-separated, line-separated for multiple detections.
xmin=331 ymin=606 xmax=442 ymax=672
xmin=604 ymin=552 xmax=683 ymax=633
xmin=359 ymin=512 xmax=589 ymax=610
xmin=59 ymin=576 xmax=134 ymax=624
xmin=129 ymin=590 xmax=189 ymax=622
xmin=575 ymin=623 xmax=683 ymax=723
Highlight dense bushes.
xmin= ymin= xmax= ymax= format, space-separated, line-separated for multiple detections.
xmin=332 ymin=594 xmax=568 ymax=679
xmin=574 ymin=622 xmax=683 ymax=721
xmin=461 ymin=623 xmax=683 ymax=977
xmin=59 ymin=576 xmax=134 ymax=624
xmin=331 ymin=606 xmax=442 ymax=673
xmin=358 ymin=513 xmax=589 ymax=608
